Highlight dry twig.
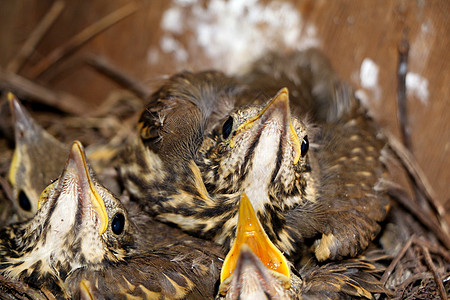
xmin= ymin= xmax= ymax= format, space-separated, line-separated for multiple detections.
xmin=85 ymin=54 xmax=152 ymax=100
xmin=0 ymin=68 xmax=89 ymax=115
xmin=398 ymin=272 xmax=434 ymax=297
xmin=381 ymin=232 xmax=449 ymax=299
xmin=386 ymin=131 xmax=445 ymax=221
xmin=387 ymin=185 xmax=450 ymax=250
xmin=28 ymin=1 xmax=139 ymax=79
xmin=387 ymin=34 xmax=449 ymax=249
xmin=381 ymin=234 xmax=414 ymax=284
xmin=420 ymin=245 xmax=448 ymax=299
xmin=396 ymin=32 xmax=411 ymax=150
xmin=415 ymin=236 xmax=450 ymax=262
xmin=6 ymin=1 xmax=65 ymax=73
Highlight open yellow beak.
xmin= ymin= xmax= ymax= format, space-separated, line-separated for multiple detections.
xmin=220 ymin=193 xmax=291 ymax=285
xmin=230 ymin=88 xmax=301 ymax=164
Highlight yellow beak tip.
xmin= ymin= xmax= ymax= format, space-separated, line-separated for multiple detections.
xmin=220 ymin=193 xmax=291 ymax=284
xmin=7 ymin=92 xmax=15 ymax=102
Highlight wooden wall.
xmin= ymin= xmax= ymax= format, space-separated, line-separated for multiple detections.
xmin=0 ymin=0 xmax=448 ymax=208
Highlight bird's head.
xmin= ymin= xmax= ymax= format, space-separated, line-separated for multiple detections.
xmin=200 ymin=87 xmax=313 ymax=227
xmin=137 ymin=71 xmax=243 ymax=165
xmin=216 ymin=194 xmax=388 ymax=300
xmin=7 ymin=93 xmax=67 ymax=220
xmin=1 ymin=141 xmax=136 ymax=283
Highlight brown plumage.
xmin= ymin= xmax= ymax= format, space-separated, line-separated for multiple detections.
xmin=216 ymin=193 xmax=391 ymax=300
xmin=6 ymin=93 xmax=125 ymax=221
xmin=120 ymin=49 xmax=390 ymax=262
xmin=7 ymin=93 xmax=68 ymax=220
xmin=0 ymin=141 xmax=224 ymax=299
xmin=297 ymin=250 xmax=391 ymax=300
xmin=0 ymin=274 xmax=51 ymax=300
xmin=137 ymin=71 xmax=246 ymax=164
xmin=217 ymin=244 xmax=391 ymax=300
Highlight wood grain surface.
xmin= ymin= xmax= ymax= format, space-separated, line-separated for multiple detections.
xmin=0 ymin=0 xmax=448 ymax=208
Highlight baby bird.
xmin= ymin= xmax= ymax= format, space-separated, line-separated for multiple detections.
xmin=0 ymin=141 xmax=224 ymax=299
xmin=120 ymin=49 xmax=390 ymax=263
xmin=7 ymin=92 xmax=67 ymax=220
xmin=7 ymin=93 xmax=124 ymax=221
xmin=217 ymin=193 xmax=390 ymax=300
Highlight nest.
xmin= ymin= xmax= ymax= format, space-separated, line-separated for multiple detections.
xmin=0 ymin=2 xmax=449 ymax=299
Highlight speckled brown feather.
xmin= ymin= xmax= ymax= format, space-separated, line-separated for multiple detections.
xmin=298 ymin=250 xmax=392 ymax=299
xmin=1 ymin=142 xmax=224 ymax=299
xmin=67 ymin=214 xmax=224 ymax=300
xmin=240 ymin=48 xmax=351 ymax=123
xmin=7 ymin=94 xmax=127 ymax=220
xmin=138 ymin=71 xmax=247 ymax=164
xmin=284 ymin=96 xmax=390 ymax=260
xmin=216 ymin=214 xmax=391 ymax=300
xmin=8 ymin=95 xmax=68 ymax=220
xmin=120 ymin=49 xmax=390 ymax=263
xmin=0 ymin=274 xmax=51 ymax=300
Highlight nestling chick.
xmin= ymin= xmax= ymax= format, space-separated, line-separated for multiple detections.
xmin=1 ymin=141 xmax=224 ymax=299
xmin=120 ymin=49 xmax=390 ymax=263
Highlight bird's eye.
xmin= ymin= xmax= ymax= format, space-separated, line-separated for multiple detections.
xmin=222 ymin=116 xmax=234 ymax=139
xmin=111 ymin=213 xmax=125 ymax=235
xmin=301 ymin=136 xmax=309 ymax=157
xmin=18 ymin=190 xmax=31 ymax=211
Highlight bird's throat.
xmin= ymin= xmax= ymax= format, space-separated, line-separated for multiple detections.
xmin=242 ymin=128 xmax=280 ymax=213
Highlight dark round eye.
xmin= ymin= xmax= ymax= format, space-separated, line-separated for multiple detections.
xmin=18 ymin=190 xmax=31 ymax=211
xmin=111 ymin=213 xmax=125 ymax=235
xmin=222 ymin=116 xmax=234 ymax=139
xmin=301 ymin=136 xmax=309 ymax=157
